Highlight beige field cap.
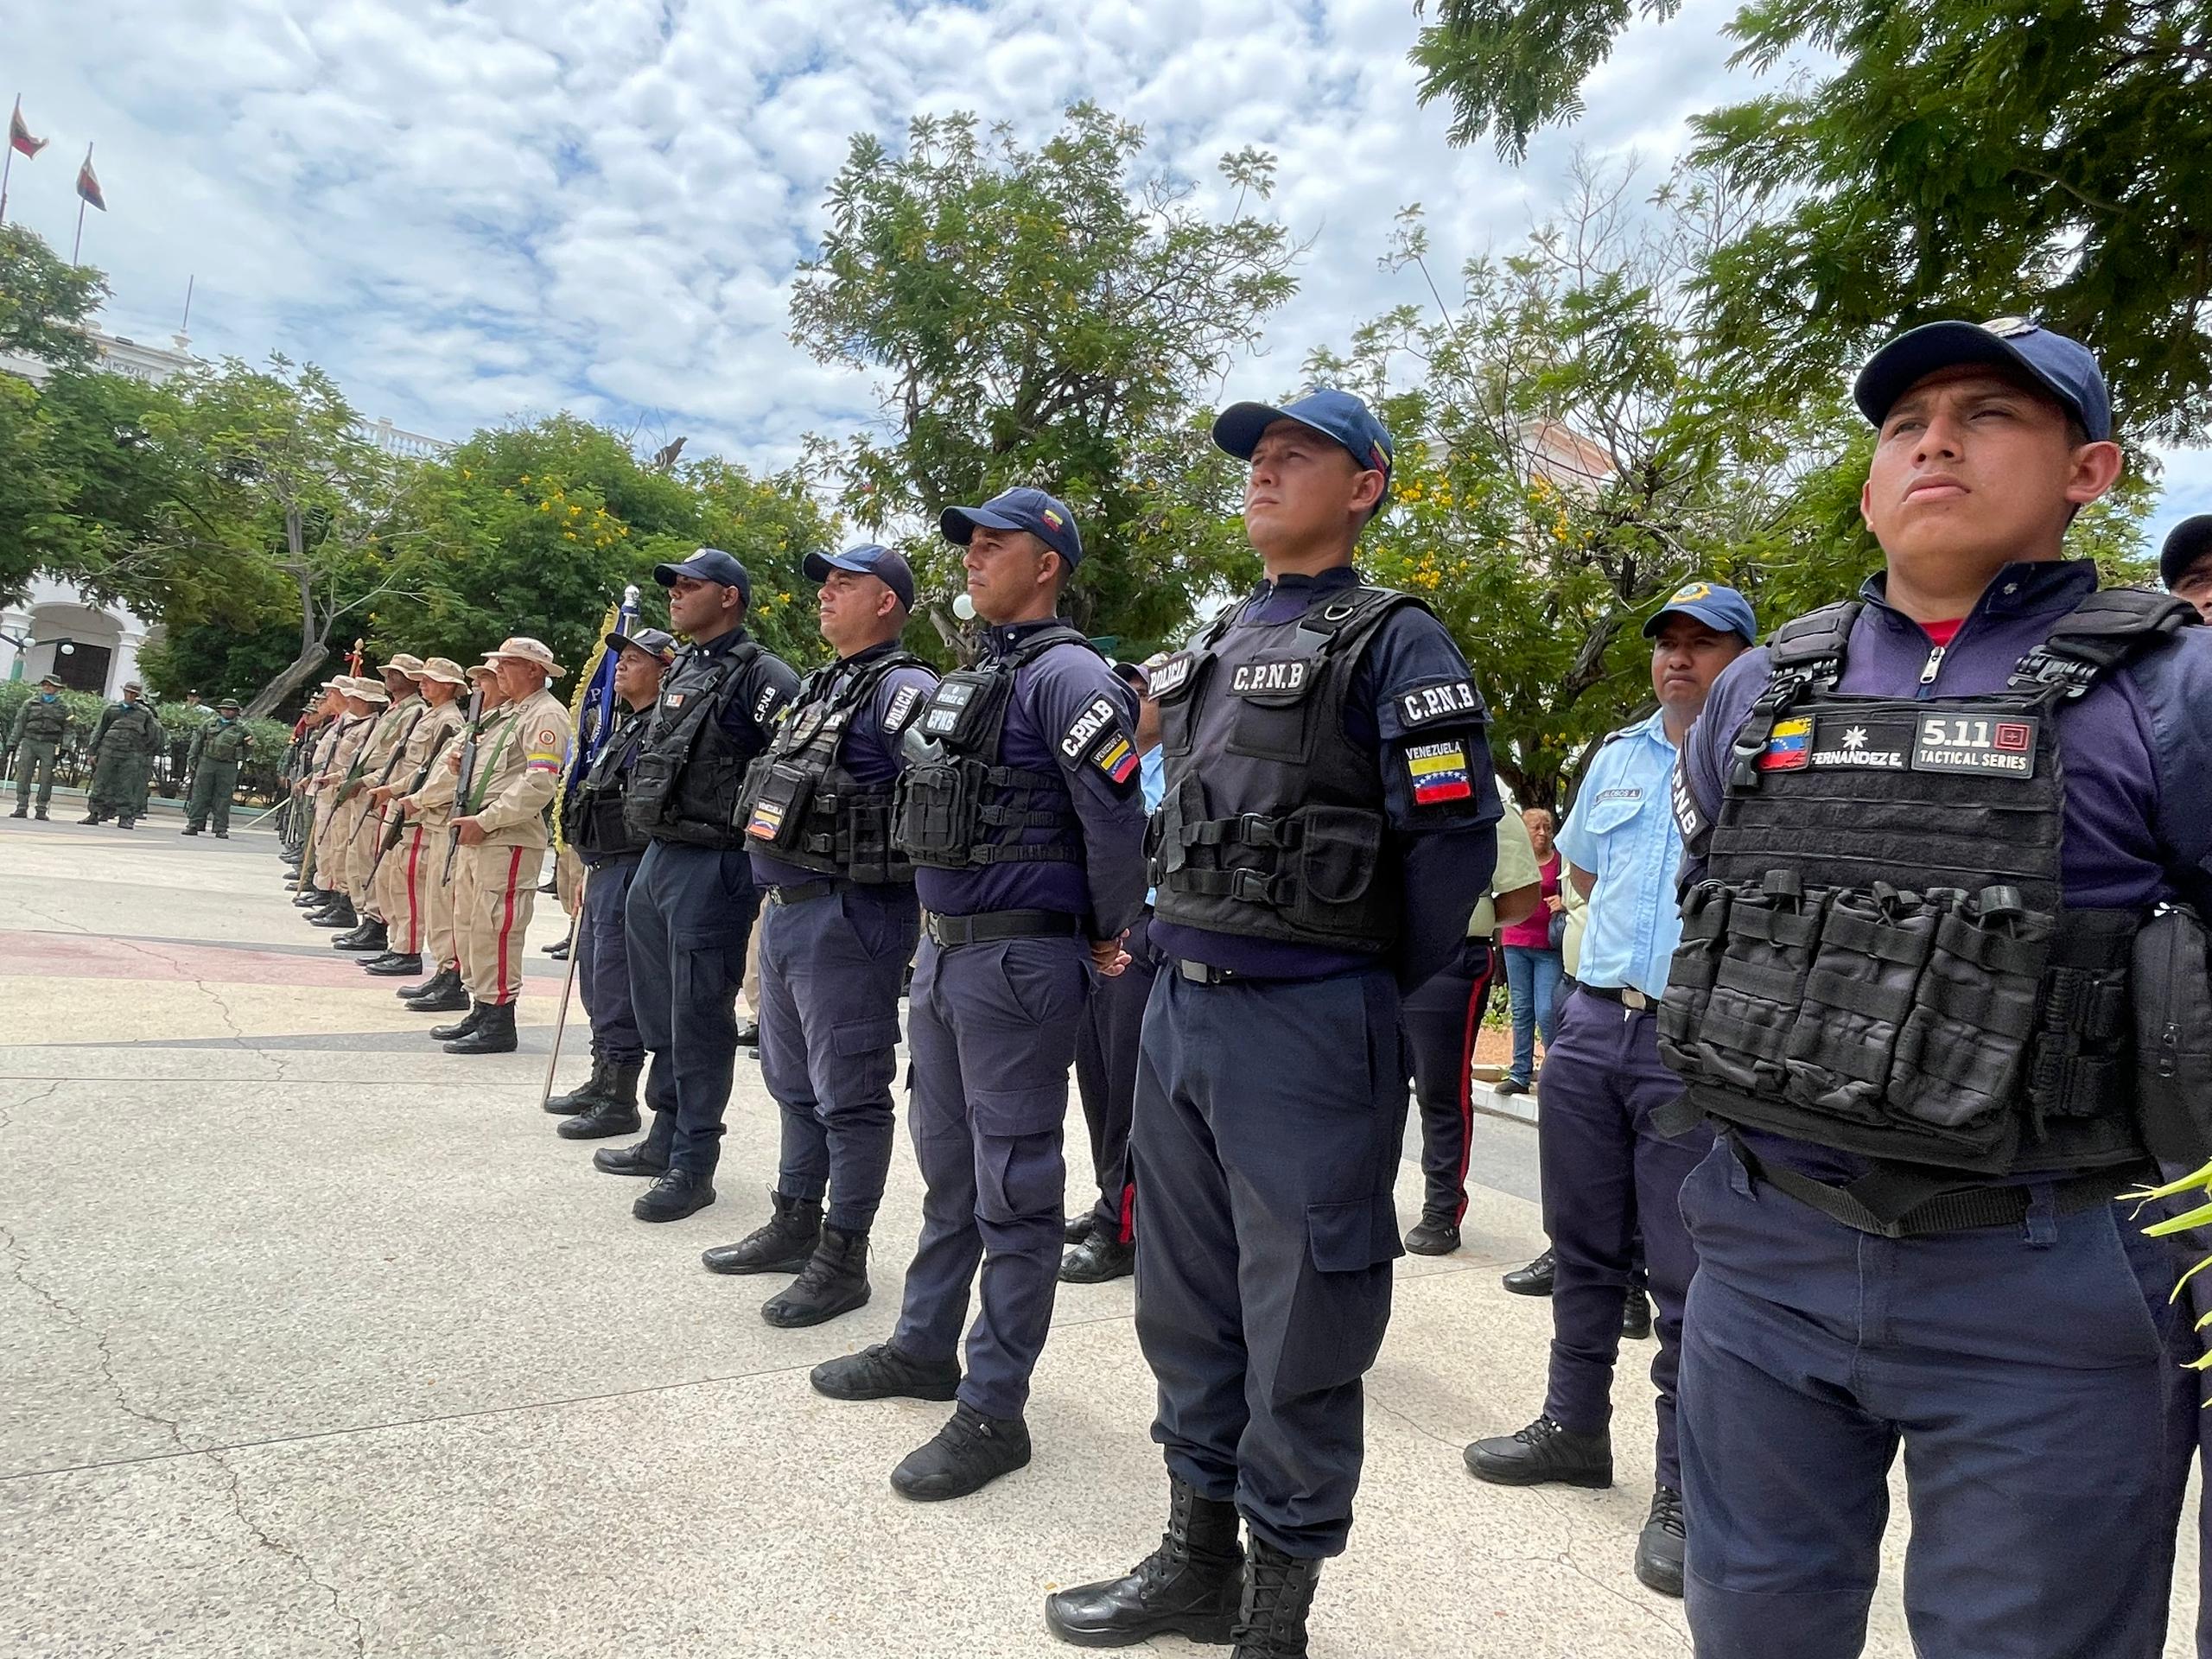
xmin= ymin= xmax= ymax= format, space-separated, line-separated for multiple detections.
xmin=484 ymin=636 xmax=567 ymax=678
xmin=416 ymin=657 xmax=467 ymax=686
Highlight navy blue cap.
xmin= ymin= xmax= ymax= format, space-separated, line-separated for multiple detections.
xmin=2162 ymin=514 xmax=2212 ymax=590
xmin=1853 ymin=317 xmax=2112 ymax=442
xmin=1643 ymin=580 xmax=1758 ymax=645
xmin=804 ymin=543 xmax=917 ymax=610
xmin=606 ymin=626 xmax=677 ymax=664
xmin=1212 ymin=389 xmax=1395 ymax=493
xmin=653 ymin=547 xmax=752 ymax=606
xmin=941 ymin=487 xmax=1084 ymax=569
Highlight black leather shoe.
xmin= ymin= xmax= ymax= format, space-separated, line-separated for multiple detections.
xmin=544 ymin=1058 xmax=610 ymax=1116
xmin=810 ymin=1341 xmax=960 ymax=1402
xmin=702 ymin=1191 xmax=822 ymax=1274
xmin=1043 ymin=1476 xmax=1242 ymax=1647
xmin=762 ymin=1226 xmax=871 ymax=1328
xmin=633 ymin=1167 xmax=715 ymax=1222
xmin=362 ymin=952 xmax=423 ymax=977
xmin=293 ymin=890 xmax=325 ymax=907
xmin=1633 ymin=1484 xmax=1686 ymax=1598
xmin=404 ymin=978 xmax=471 ymax=1014
xmin=1059 ymin=1230 xmax=1135 ymax=1285
xmin=734 ymin=1018 xmax=760 ymax=1048
xmin=546 ymin=938 xmax=569 ymax=961
xmin=1493 ymin=1077 xmax=1529 ymax=1097
xmin=429 ymin=1001 xmax=486 ymax=1042
xmin=890 ymin=1403 xmax=1031 ymax=1501
xmin=445 ymin=1000 xmax=518 ymax=1055
xmin=1622 ymin=1279 xmax=1654 ymax=1341
xmin=1064 ymin=1213 xmax=1096 ymax=1246
xmin=1405 ymin=1214 xmax=1461 ymax=1256
xmin=1232 ymin=1539 xmax=1321 ymax=1659
xmin=333 ymin=920 xmax=388 ymax=952
xmin=1464 ymin=1414 xmax=1612 ymax=1489
xmin=398 ymin=964 xmax=455 ymax=1000
xmin=592 ymin=1139 xmax=668 ymax=1177
xmin=1502 ymin=1248 xmax=1556 ymax=1297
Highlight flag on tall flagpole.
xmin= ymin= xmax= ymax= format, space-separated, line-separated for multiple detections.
xmin=75 ymin=146 xmax=105 ymax=211
xmin=9 ymin=98 xmax=46 ymax=158
xmin=552 ymin=584 xmax=642 ymax=850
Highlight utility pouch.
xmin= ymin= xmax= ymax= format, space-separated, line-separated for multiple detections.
xmin=2133 ymin=902 xmax=2212 ymax=1165
xmin=1282 ymin=804 xmax=1386 ymax=936
xmin=1885 ymin=886 xmax=2055 ymax=1146
xmin=914 ymin=669 xmax=1006 ymax=750
xmin=842 ymin=793 xmax=906 ymax=885
xmin=621 ymin=750 xmax=682 ymax=836
xmin=1783 ymin=885 xmax=1940 ymax=1123
xmin=2023 ymin=912 xmax=2136 ymax=1123
xmin=741 ymin=759 xmax=816 ymax=853
xmin=893 ymin=757 xmax=981 ymax=869
xmin=1658 ymin=881 xmax=1731 ymax=1064
xmin=1694 ymin=872 xmax=1828 ymax=1095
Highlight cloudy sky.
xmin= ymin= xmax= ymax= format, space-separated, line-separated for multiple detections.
xmin=12 ymin=0 xmax=2207 ymax=542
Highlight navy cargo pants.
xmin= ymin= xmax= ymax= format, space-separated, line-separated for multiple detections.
xmin=1134 ymin=964 xmax=1409 ymax=1560
xmin=1072 ymin=912 xmax=1160 ymax=1243
xmin=1402 ymin=939 xmax=1496 ymax=1224
xmin=625 ymin=840 xmax=760 ymax=1179
xmin=578 ymin=852 xmax=645 ymax=1065
xmin=2154 ymin=1167 xmax=2211 ymax=1659
xmin=758 ymin=883 xmax=918 ymax=1236
xmin=1537 ymin=986 xmax=1707 ymax=1491
xmin=893 ymin=932 xmax=1089 ymax=1422
xmin=1680 ymin=1138 xmax=2184 ymax=1657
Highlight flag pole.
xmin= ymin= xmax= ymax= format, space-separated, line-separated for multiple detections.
xmin=71 ymin=196 xmax=84 ymax=263
xmin=0 ymin=99 xmax=16 ymax=228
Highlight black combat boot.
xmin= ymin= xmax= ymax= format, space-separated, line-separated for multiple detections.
xmin=181 ymin=825 xmax=200 ymax=836
xmin=1633 ymin=1483 xmax=1686 ymax=1598
xmin=1464 ymin=1414 xmax=1613 ymax=1488
xmin=762 ymin=1226 xmax=871 ymax=1328
xmin=363 ymin=951 xmax=423 ymax=977
xmin=33 ymin=807 xmax=47 ymax=820
xmin=78 ymin=812 xmax=102 ymax=824
xmin=8 ymin=805 xmax=25 ymax=818
xmin=1043 ymin=1476 xmax=1243 ymax=1647
xmin=558 ymin=1061 xmax=643 ymax=1140
xmin=1622 ymin=1269 xmax=1653 ymax=1340
xmin=591 ymin=1135 xmax=668 ymax=1177
xmin=543 ymin=1057 xmax=610 ymax=1116
xmin=1059 ymin=1229 xmax=1135 ymax=1284
xmin=701 ymin=1191 xmax=823 ymax=1275
xmin=398 ymin=963 xmax=456 ymax=1000
xmin=890 ymin=1403 xmax=1031 ymax=1502
xmin=445 ymin=1000 xmax=518 ymax=1055
xmin=1230 ymin=1540 xmax=1322 ymax=1658
xmin=429 ymin=1001 xmax=487 ymax=1042
xmin=810 ymin=1341 xmax=960 ymax=1403
xmin=332 ymin=918 xmax=388 ymax=952
xmin=632 ymin=1166 xmax=715 ymax=1222
xmin=293 ymin=889 xmax=325 ymax=907
xmin=309 ymin=896 xmax=357 ymax=929
xmin=405 ymin=970 xmax=471 ymax=1014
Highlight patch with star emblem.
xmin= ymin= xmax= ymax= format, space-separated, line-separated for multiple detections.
xmin=1805 ymin=718 xmax=1905 ymax=771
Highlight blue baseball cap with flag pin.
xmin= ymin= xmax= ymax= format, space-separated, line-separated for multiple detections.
xmin=1853 ymin=316 xmax=2113 ymax=442
xmin=941 ymin=487 xmax=1084 ymax=569
xmin=1211 ymin=388 xmax=1395 ymax=505
xmin=1643 ymin=580 xmax=1758 ymax=645
xmin=804 ymin=543 xmax=918 ymax=610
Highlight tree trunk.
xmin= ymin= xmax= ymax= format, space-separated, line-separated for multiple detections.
xmin=245 ymin=642 xmax=330 ymax=721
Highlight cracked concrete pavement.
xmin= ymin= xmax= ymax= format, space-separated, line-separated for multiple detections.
xmin=0 ymin=814 xmax=2198 ymax=1656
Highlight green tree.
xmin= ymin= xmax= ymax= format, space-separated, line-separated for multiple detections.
xmin=0 ymin=223 xmax=104 ymax=371
xmin=1411 ymin=0 xmax=2212 ymax=443
xmin=791 ymin=102 xmax=1299 ymax=657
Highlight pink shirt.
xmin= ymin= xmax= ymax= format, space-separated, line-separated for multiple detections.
xmin=1498 ymin=851 xmax=1563 ymax=950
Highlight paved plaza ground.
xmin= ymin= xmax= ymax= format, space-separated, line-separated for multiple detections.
xmin=0 ymin=810 xmax=2197 ymax=1656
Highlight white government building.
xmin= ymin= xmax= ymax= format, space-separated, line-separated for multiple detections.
xmin=0 ymin=327 xmax=448 ymax=697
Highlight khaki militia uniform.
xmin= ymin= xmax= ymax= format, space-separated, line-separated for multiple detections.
xmin=312 ymin=715 xmax=376 ymax=893
xmin=341 ymin=695 xmax=424 ymax=912
xmin=378 ymin=698 xmax=466 ymax=957
xmin=290 ymin=714 xmax=346 ymax=892
xmin=455 ymin=687 xmax=572 ymax=1007
xmin=410 ymin=715 xmax=476 ymax=974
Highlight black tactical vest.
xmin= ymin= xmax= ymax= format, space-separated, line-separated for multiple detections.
xmin=738 ymin=649 xmax=925 ymax=883
xmin=893 ymin=626 xmax=1089 ymax=870
xmin=569 ymin=708 xmax=652 ymax=861
xmin=1659 ymin=588 xmax=2197 ymax=1180
xmin=624 ymin=639 xmax=773 ymax=850
xmin=1149 ymin=583 xmax=1422 ymax=952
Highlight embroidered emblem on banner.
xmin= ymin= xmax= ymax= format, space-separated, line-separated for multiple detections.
xmin=1406 ymin=740 xmax=1472 ymax=804
xmin=1911 ymin=714 xmax=2040 ymax=778
xmin=1759 ymin=716 xmax=1812 ymax=772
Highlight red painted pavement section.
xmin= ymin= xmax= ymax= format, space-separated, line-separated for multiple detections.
xmin=2 ymin=929 xmax=548 ymax=994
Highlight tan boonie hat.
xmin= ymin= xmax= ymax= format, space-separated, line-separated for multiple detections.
xmin=465 ymin=661 xmax=499 ymax=681
xmin=485 ymin=635 xmax=566 ymax=678
xmin=345 ymin=677 xmax=389 ymax=702
xmin=383 ymin=652 xmax=426 ymax=677
xmin=416 ymin=656 xmax=467 ymax=686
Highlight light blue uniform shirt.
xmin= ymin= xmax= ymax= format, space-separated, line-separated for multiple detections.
xmin=1554 ymin=709 xmax=1686 ymax=1001
xmin=1140 ymin=745 xmax=1166 ymax=906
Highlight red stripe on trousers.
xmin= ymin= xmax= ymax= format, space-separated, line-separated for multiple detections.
xmin=1452 ymin=959 xmax=1495 ymax=1224
xmin=1118 ymin=1181 xmax=1135 ymax=1246
xmin=493 ymin=845 xmax=522 ymax=1004
xmin=403 ymin=830 xmax=422 ymax=953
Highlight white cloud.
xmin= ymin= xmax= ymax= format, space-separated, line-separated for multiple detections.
xmin=13 ymin=0 xmax=2201 ymax=540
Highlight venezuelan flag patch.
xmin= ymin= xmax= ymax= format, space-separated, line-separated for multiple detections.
xmin=1093 ymin=734 xmax=1141 ymax=786
xmin=1406 ymin=741 xmax=1472 ymax=804
xmin=1759 ymin=716 xmax=1812 ymax=772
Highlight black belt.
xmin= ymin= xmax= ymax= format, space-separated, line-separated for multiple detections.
xmin=925 ymin=909 xmax=1082 ymax=948
xmin=767 ymin=878 xmax=850 ymax=906
xmin=1170 ymin=957 xmax=1365 ymax=988
xmin=1580 ymin=982 xmax=1655 ymax=1012
xmin=1723 ymin=1130 xmax=2129 ymax=1239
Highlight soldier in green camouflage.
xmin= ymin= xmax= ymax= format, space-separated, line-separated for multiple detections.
xmin=82 ymin=681 xmax=163 ymax=829
xmin=183 ymin=697 xmax=251 ymax=837
xmin=9 ymin=673 xmax=70 ymax=820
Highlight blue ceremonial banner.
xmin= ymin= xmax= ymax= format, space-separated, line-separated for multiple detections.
xmin=554 ymin=583 xmax=639 ymax=848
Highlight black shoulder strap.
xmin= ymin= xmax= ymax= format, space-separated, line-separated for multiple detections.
xmin=1001 ymin=625 xmax=1093 ymax=671
xmin=2009 ymin=587 xmax=2199 ymax=698
xmin=1293 ymin=583 xmax=1425 ymax=653
xmin=1765 ymin=601 xmax=1859 ymax=684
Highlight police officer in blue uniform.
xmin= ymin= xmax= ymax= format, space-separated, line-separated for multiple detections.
xmin=549 ymin=626 xmax=677 ymax=1140
xmin=1669 ymin=319 xmax=2212 ymax=1656
xmin=1464 ymin=580 xmax=1755 ymax=1599
xmin=701 ymin=544 xmax=938 ymax=1329
xmin=810 ymin=489 xmax=1148 ymax=1503
xmin=1044 ymin=391 xmax=1500 ymax=1659
xmin=592 ymin=549 xmax=801 ymax=1223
